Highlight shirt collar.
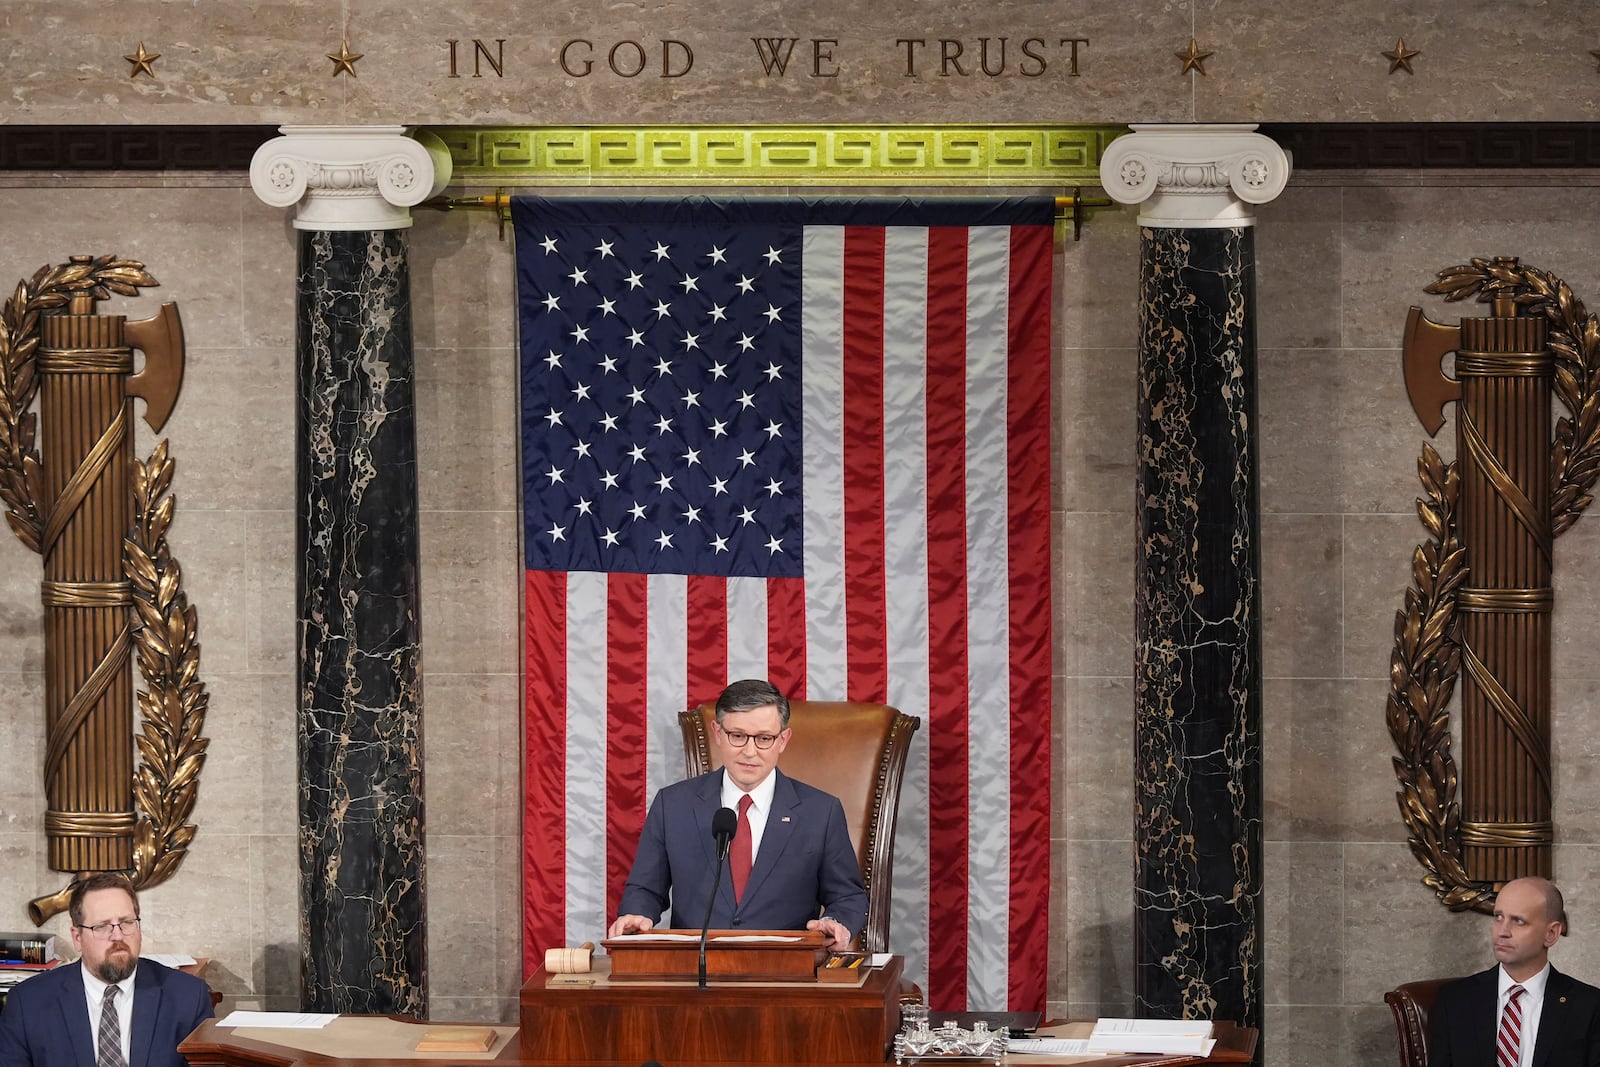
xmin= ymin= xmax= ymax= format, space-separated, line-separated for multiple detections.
xmin=721 ymin=767 xmax=779 ymax=813
xmin=81 ymin=960 xmax=138 ymax=1002
xmin=1499 ymin=961 xmax=1551 ymax=1000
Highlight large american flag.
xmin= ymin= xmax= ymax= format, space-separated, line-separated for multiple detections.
xmin=514 ymin=196 xmax=1054 ymax=1010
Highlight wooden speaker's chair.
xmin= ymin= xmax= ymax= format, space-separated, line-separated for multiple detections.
xmin=678 ymin=699 xmax=921 ymax=954
xmin=1383 ymin=978 xmax=1450 ymax=1067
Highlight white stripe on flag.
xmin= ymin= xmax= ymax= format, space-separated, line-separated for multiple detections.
xmin=726 ymin=576 xmax=769 ymax=682
xmin=646 ymin=574 xmax=687 ymax=801
xmin=801 ymin=225 xmax=848 ymax=696
xmin=565 ymin=571 xmax=609 ymax=946
xmin=881 ymin=226 xmax=933 ymax=990
xmin=964 ymin=226 xmax=1013 ymax=1008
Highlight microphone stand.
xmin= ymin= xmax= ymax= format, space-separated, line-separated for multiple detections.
xmin=699 ymin=813 xmax=736 ymax=991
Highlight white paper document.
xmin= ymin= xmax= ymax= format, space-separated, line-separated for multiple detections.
xmin=1008 ymin=1037 xmax=1095 ymax=1055
xmin=141 ymin=953 xmax=197 ymax=967
xmin=1086 ymin=1018 xmax=1215 ymax=1055
xmin=218 ymin=1010 xmax=338 ymax=1029
xmin=708 ymin=934 xmax=804 ymax=943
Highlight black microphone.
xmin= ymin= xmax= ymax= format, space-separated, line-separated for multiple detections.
xmin=698 ymin=806 xmax=738 ymax=990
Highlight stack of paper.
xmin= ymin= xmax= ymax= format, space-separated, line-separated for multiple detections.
xmin=1086 ymin=1018 xmax=1216 ymax=1056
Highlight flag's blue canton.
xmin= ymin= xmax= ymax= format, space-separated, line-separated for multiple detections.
xmin=521 ymin=218 xmax=804 ymax=578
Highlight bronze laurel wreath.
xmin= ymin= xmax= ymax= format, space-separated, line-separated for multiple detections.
xmin=1388 ymin=259 xmax=1600 ymax=912
xmin=0 ymin=257 xmax=209 ymax=921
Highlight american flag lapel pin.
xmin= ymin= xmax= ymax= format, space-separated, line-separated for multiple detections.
xmin=782 ymin=817 xmax=791 ymax=823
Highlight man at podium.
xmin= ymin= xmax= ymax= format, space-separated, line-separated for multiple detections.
xmin=607 ymin=679 xmax=867 ymax=948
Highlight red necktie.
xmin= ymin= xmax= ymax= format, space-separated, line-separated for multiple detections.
xmin=730 ymin=794 xmax=754 ymax=903
xmin=1497 ymin=984 xmax=1526 ymax=1067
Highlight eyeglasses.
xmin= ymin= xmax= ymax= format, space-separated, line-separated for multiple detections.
xmin=77 ymin=919 xmax=140 ymax=939
xmin=719 ymin=726 xmax=783 ymax=750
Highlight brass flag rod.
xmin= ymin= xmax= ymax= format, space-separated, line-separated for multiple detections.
xmin=417 ymin=188 xmax=1113 ymax=241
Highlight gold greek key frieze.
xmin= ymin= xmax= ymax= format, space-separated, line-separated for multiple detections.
xmin=424 ymin=125 xmax=1124 ymax=184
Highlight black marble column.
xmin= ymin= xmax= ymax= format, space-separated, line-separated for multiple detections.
xmin=1132 ymin=223 xmax=1262 ymax=1030
xmin=296 ymin=227 xmax=427 ymax=1016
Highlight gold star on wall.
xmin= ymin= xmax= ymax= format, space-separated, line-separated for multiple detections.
xmin=1383 ymin=37 xmax=1421 ymax=74
xmin=123 ymin=42 xmax=160 ymax=79
xmin=1176 ymin=38 xmax=1213 ymax=76
xmin=327 ymin=38 xmax=363 ymax=77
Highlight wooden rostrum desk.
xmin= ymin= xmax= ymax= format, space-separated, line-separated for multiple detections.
xmin=520 ymin=950 xmax=906 ymax=1065
xmin=178 ymin=1007 xmax=1258 ymax=1067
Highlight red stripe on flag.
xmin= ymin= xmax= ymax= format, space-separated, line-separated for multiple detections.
xmin=686 ymin=575 xmax=729 ymax=708
xmin=766 ymin=577 xmax=808 ymax=699
xmin=923 ymin=226 xmax=972 ymax=1008
xmin=523 ymin=569 xmax=569 ymax=975
xmin=841 ymin=227 xmax=889 ymax=702
xmin=605 ymin=573 xmax=649 ymax=921
xmin=1005 ymin=224 xmax=1055 ymax=1010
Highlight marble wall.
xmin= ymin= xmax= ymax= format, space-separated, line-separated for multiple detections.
xmin=5 ymin=163 xmax=1600 ymax=1063
xmin=1056 ymin=168 xmax=1600 ymax=1067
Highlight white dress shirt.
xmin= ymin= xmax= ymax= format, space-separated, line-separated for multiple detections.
xmin=81 ymin=965 xmax=136 ymax=1065
xmin=1498 ymin=962 xmax=1550 ymax=1067
xmin=720 ymin=769 xmax=779 ymax=862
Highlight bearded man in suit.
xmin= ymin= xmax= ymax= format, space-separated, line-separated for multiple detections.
xmin=0 ymin=872 xmax=213 ymax=1067
xmin=1430 ymin=876 xmax=1600 ymax=1067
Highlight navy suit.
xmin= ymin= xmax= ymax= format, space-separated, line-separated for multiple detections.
xmin=1430 ymin=965 xmax=1600 ymax=1067
xmin=617 ymin=768 xmax=869 ymax=941
xmin=0 ymin=958 xmax=213 ymax=1067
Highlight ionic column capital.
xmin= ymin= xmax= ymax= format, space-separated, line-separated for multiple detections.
xmin=250 ymin=126 xmax=452 ymax=231
xmin=1099 ymin=124 xmax=1291 ymax=228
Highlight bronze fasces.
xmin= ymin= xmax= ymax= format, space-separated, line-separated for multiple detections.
xmin=1391 ymin=257 xmax=1600 ymax=912
xmin=0 ymin=255 xmax=209 ymax=923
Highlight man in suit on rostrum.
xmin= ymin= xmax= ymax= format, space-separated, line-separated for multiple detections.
xmin=0 ymin=872 xmax=214 ymax=1067
xmin=1430 ymin=876 xmax=1600 ymax=1067
xmin=608 ymin=678 xmax=868 ymax=948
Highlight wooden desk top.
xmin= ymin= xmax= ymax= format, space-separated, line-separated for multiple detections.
xmin=181 ymin=1015 xmax=1257 ymax=1067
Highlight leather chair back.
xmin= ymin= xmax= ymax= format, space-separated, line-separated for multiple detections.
xmin=1384 ymin=978 xmax=1449 ymax=1067
xmin=679 ymin=700 xmax=921 ymax=954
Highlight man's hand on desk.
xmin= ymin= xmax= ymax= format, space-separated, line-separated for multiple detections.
xmin=806 ymin=917 xmax=853 ymax=949
xmin=607 ymin=914 xmax=655 ymax=938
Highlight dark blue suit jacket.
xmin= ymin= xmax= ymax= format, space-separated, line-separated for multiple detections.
xmin=1430 ymin=964 xmax=1600 ymax=1067
xmin=0 ymin=958 xmax=214 ymax=1067
xmin=617 ymin=768 xmax=868 ymax=941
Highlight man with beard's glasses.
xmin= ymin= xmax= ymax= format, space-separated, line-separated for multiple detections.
xmin=0 ymin=871 xmax=214 ymax=1066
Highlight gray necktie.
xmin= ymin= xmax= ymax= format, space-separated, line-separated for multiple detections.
xmin=97 ymin=985 xmax=127 ymax=1067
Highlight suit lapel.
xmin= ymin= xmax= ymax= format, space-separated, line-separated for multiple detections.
xmin=56 ymin=963 xmax=96 ymax=1067
xmin=1458 ymin=967 xmax=1499 ymax=1067
xmin=738 ymin=771 xmax=798 ymax=911
xmin=129 ymin=960 xmax=160 ymax=1067
xmin=697 ymin=771 xmax=737 ymax=918
xmin=1530 ymin=966 xmax=1566 ymax=1067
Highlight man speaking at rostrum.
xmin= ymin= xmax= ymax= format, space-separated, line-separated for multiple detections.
xmin=607 ymin=679 xmax=867 ymax=948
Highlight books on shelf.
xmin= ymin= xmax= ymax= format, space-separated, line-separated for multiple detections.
xmin=1086 ymin=1017 xmax=1216 ymax=1056
xmin=0 ymin=933 xmax=57 ymax=966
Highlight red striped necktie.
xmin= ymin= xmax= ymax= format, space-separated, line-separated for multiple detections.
xmin=1497 ymin=984 xmax=1526 ymax=1067
xmin=730 ymin=794 xmax=754 ymax=903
